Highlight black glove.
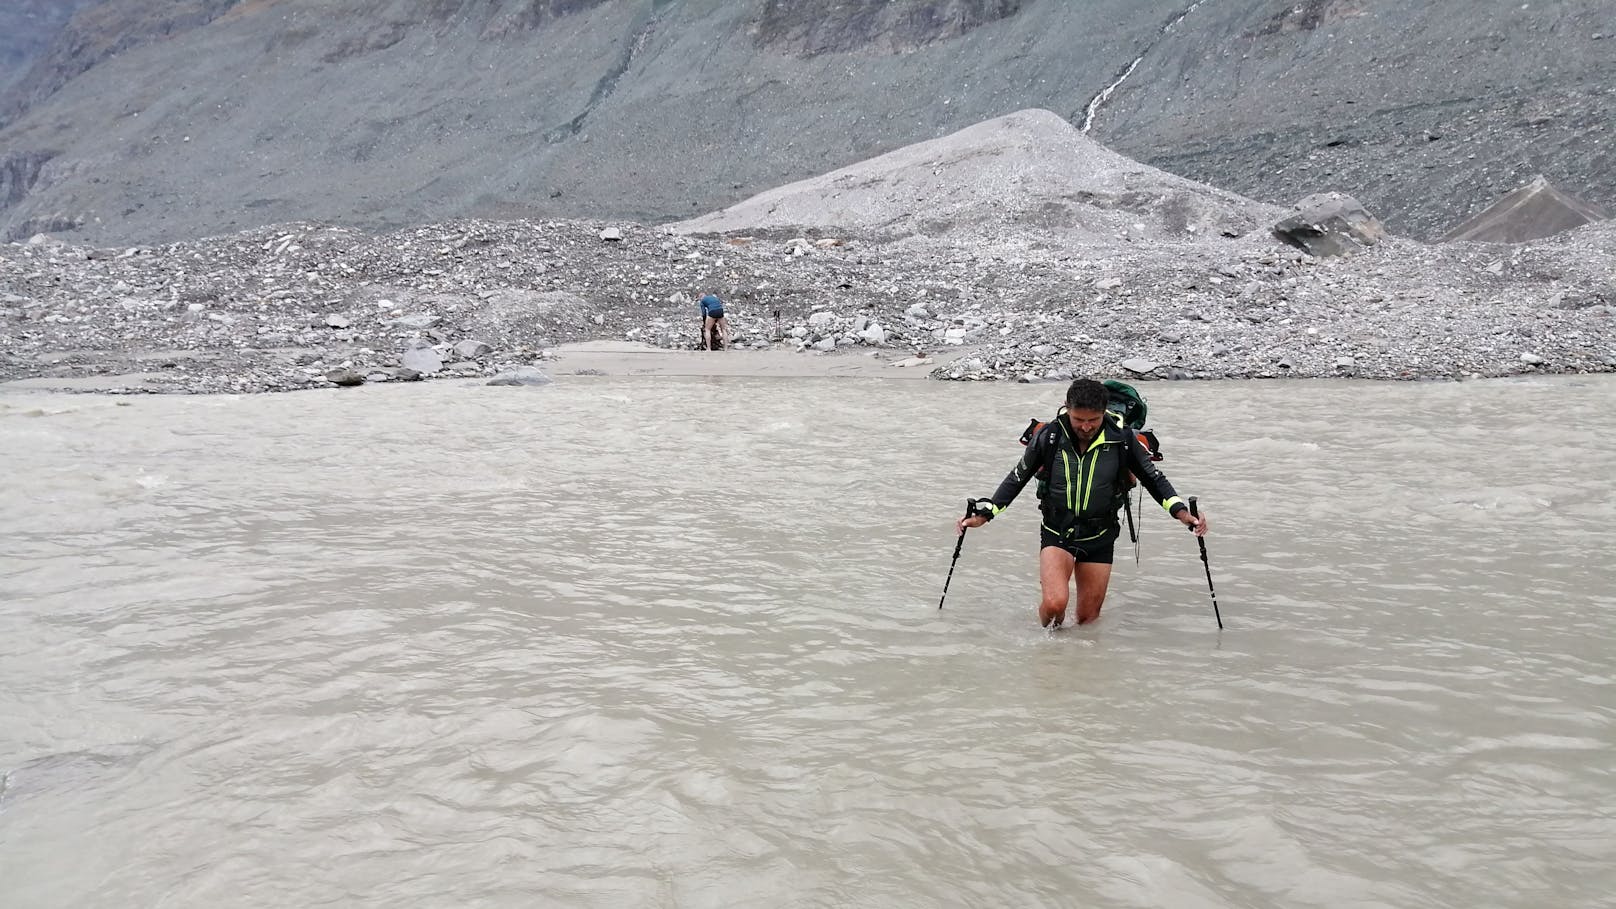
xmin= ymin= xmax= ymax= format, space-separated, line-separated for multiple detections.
xmin=968 ymin=498 xmax=997 ymax=520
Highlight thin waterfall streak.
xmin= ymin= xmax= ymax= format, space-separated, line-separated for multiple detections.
xmin=1080 ymin=0 xmax=1215 ymax=133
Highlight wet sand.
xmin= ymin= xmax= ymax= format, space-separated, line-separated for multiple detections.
xmin=0 ymin=343 xmax=978 ymax=394
xmin=547 ymin=341 xmax=973 ymax=380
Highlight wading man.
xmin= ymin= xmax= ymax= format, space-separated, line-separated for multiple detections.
xmin=955 ymin=378 xmax=1208 ymax=627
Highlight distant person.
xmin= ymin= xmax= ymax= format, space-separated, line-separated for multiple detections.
xmin=955 ymin=378 xmax=1208 ymax=628
xmin=698 ymin=292 xmax=729 ymax=350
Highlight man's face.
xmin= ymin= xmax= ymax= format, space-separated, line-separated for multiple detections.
xmin=1066 ymin=407 xmax=1105 ymax=439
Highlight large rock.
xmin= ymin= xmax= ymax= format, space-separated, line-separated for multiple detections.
xmin=324 ymin=367 xmax=364 ymax=386
xmin=400 ymin=346 xmax=443 ymax=374
xmin=1272 ymin=192 xmax=1387 ymax=257
xmin=452 ymin=339 xmax=492 ymax=360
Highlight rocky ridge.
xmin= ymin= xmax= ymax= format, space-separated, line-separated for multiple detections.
xmin=3 ymin=214 xmax=1612 ymax=394
xmin=2 ymin=110 xmax=1612 ymax=393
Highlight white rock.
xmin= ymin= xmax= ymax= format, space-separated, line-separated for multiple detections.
xmin=487 ymin=366 xmax=552 ymax=386
xmin=401 ymin=347 xmax=444 ymax=374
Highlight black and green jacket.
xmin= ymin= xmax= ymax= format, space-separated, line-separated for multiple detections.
xmin=980 ymin=410 xmax=1187 ymax=541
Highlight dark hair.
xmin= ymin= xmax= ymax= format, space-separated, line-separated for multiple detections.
xmin=1064 ymin=378 xmax=1108 ymax=412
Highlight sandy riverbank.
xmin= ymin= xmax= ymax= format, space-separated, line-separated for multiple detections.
xmin=0 ymin=342 xmax=978 ymax=394
xmin=545 ymin=341 xmax=973 ymax=380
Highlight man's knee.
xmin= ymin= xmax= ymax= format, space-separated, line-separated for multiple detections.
xmin=1075 ymin=590 xmax=1106 ymax=623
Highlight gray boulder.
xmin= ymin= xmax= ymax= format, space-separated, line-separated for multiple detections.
xmin=453 ymin=339 xmax=493 ymax=360
xmin=1273 ymin=193 xmax=1387 ymax=257
xmin=324 ymin=367 xmax=364 ymax=386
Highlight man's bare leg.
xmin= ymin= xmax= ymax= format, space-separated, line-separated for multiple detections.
xmin=702 ymin=316 xmax=715 ymax=349
xmin=1074 ymin=561 xmax=1114 ymax=625
xmin=1038 ymin=545 xmax=1075 ymax=627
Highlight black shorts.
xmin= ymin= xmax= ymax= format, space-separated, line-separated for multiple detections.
xmin=1040 ymin=527 xmax=1116 ymax=564
xmin=705 ymin=309 xmax=724 ymax=320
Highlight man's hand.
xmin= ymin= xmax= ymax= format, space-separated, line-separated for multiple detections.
xmin=1180 ymin=508 xmax=1209 ymax=537
xmin=955 ymin=499 xmax=994 ymax=535
xmin=956 ymin=514 xmax=989 ymax=535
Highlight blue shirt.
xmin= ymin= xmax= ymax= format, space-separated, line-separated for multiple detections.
xmin=699 ymin=294 xmax=724 ymax=317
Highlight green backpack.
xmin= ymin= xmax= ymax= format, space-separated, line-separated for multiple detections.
xmin=1102 ymin=379 xmax=1150 ymax=436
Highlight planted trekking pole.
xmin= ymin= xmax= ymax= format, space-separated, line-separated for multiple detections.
xmin=938 ymin=499 xmax=975 ymax=609
xmin=1124 ymin=489 xmax=1140 ymax=564
xmin=1189 ymin=497 xmax=1222 ymax=629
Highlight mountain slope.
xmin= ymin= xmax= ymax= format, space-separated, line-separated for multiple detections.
xmin=0 ymin=0 xmax=1609 ymax=244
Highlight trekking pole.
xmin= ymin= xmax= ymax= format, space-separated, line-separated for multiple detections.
xmin=1124 ymin=489 xmax=1140 ymax=564
xmin=1188 ymin=497 xmax=1222 ymax=629
xmin=938 ymin=499 xmax=974 ymax=609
